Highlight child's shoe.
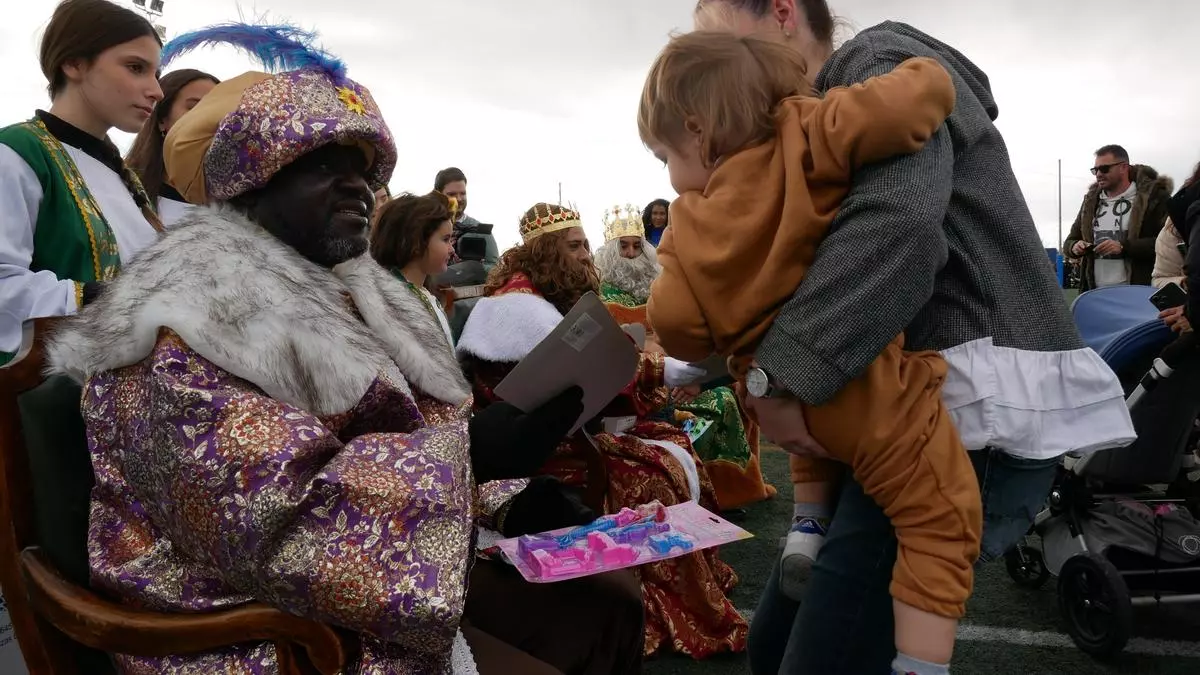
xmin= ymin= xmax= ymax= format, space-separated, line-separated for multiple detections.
xmin=779 ymin=516 xmax=827 ymax=600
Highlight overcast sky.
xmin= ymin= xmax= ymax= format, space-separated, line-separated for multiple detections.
xmin=4 ymin=0 xmax=1197 ymax=249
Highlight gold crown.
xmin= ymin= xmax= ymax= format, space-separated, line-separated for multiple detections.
xmin=602 ymin=204 xmax=644 ymax=243
xmin=519 ymin=202 xmax=582 ymax=243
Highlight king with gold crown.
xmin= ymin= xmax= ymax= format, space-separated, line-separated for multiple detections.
xmin=456 ymin=202 xmax=756 ymax=658
xmin=593 ymin=201 xmax=778 ymax=517
xmin=595 ymin=203 xmax=661 ymax=309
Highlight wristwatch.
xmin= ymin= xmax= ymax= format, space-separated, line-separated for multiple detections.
xmin=745 ymin=366 xmax=780 ymax=398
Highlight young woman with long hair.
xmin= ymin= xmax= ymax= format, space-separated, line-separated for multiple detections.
xmin=0 ymin=0 xmax=163 ymax=365
xmin=642 ymin=197 xmax=670 ymax=246
xmin=125 ymin=68 xmax=219 ymax=225
xmin=370 ymin=190 xmax=457 ymax=346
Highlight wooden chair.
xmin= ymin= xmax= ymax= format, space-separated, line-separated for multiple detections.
xmin=0 ymin=319 xmax=347 ymax=675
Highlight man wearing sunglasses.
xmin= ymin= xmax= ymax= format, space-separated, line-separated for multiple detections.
xmin=1063 ymin=144 xmax=1172 ymax=290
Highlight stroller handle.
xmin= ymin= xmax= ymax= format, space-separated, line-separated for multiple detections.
xmin=1125 ymin=357 xmax=1172 ymax=411
xmin=1126 ymin=331 xmax=1199 ymax=411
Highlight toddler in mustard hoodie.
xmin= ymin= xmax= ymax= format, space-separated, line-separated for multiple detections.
xmin=641 ymin=31 xmax=977 ymax=674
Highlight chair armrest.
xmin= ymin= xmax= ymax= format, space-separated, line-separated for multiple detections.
xmin=19 ymin=548 xmax=346 ymax=674
xmin=1 ymin=318 xmax=59 ymax=390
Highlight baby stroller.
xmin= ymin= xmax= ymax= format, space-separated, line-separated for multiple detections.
xmin=1004 ymin=285 xmax=1200 ymax=658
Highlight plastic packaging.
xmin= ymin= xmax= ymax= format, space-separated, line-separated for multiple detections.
xmin=495 ymin=500 xmax=752 ymax=583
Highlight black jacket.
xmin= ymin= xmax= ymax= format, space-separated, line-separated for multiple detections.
xmin=1174 ymin=184 xmax=1200 ymax=322
xmin=1063 ymin=165 xmax=1173 ymax=290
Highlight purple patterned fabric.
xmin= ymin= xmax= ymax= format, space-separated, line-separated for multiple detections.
xmin=84 ymin=330 xmax=517 ymax=674
xmin=204 ymin=69 xmax=397 ymax=200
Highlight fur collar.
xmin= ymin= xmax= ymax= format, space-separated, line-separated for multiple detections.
xmin=1077 ymin=164 xmax=1174 ymax=242
xmin=456 ymin=291 xmax=563 ymax=363
xmin=46 ymin=205 xmax=471 ymax=414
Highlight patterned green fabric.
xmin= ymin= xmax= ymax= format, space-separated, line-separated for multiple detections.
xmin=672 ymin=388 xmax=753 ymax=469
xmin=0 ymin=119 xmax=124 ymax=365
xmin=0 ymin=119 xmax=123 ymax=282
xmin=599 ymin=280 xmax=753 ymax=469
xmin=601 ymin=281 xmax=644 ymax=308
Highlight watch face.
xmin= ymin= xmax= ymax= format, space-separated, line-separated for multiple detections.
xmin=746 ymin=368 xmax=770 ymax=397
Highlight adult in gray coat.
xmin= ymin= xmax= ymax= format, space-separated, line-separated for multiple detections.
xmin=694 ymin=1 xmax=1130 ymax=674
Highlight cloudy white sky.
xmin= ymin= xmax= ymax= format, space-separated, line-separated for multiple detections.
xmin=3 ymin=0 xmax=1197 ymax=249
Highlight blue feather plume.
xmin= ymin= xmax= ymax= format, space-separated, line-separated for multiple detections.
xmin=161 ymin=23 xmax=346 ymax=81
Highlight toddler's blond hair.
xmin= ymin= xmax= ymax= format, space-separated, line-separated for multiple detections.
xmin=638 ymin=31 xmax=812 ymax=166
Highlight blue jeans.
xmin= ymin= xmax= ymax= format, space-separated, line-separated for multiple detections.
xmin=747 ymin=449 xmax=1059 ymax=675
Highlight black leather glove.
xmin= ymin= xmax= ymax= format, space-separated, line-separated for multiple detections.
xmin=500 ymin=475 xmax=596 ymax=537
xmin=469 ymin=386 xmax=584 ymax=483
xmin=81 ymin=281 xmax=105 ymax=307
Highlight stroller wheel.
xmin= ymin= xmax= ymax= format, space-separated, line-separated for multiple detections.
xmin=1005 ymin=545 xmax=1050 ymax=589
xmin=1057 ymin=553 xmax=1133 ymax=658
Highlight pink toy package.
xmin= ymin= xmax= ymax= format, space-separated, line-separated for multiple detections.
xmin=494 ymin=501 xmax=753 ymax=583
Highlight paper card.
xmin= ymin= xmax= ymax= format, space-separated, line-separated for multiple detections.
xmin=621 ymin=324 xmax=647 ymax=349
xmin=683 ymin=417 xmax=714 ymax=444
xmin=494 ymin=292 xmax=639 ymax=433
xmin=494 ymin=501 xmax=753 ymax=583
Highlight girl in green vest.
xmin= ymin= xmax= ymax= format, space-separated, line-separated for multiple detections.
xmin=0 ymin=0 xmax=164 ymax=365
xmin=125 ymin=68 xmax=219 ymax=228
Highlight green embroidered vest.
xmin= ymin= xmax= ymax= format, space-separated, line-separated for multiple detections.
xmin=0 ymin=119 xmax=126 ymax=365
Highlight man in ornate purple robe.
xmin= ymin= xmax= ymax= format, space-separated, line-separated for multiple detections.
xmin=42 ymin=24 xmax=644 ymax=675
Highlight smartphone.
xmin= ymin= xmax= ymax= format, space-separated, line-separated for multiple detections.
xmin=1150 ymin=282 xmax=1188 ymax=311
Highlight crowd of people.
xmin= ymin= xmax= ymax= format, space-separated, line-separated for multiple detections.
xmin=3 ymin=0 xmax=1194 ymax=674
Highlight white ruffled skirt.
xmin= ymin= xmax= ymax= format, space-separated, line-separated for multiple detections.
xmin=940 ymin=337 xmax=1136 ymax=460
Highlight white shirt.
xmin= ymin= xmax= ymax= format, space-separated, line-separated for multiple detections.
xmin=0 ymin=141 xmax=159 ymax=354
xmin=1092 ymin=182 xmax=1137 ymax=288
xmin=158 ymin=196 xmax=195 ymax=228
xmin=420 ymin=286 xmax=455 ymax=348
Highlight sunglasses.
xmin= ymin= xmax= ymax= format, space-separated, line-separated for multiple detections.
xmin=1090 ymin=161 xmax=1127 ymax=175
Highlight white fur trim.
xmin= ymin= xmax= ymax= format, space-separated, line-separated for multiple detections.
xmin=46 ymin=205 xmax=470 ymax=414
xmin=450 ymin=628 xmax=479 ymax=675
xmin=334 ymin=256 xmax=470 ymax=404
xmin=456 ymin=292 xmax=563 ymax=362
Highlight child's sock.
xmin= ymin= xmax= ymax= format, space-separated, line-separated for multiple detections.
xmin=891 ymin=652 xmax=950 ymax=675
xmin=778 ymin=502 xmax=831 ymax=600
xmin=791 ymin=502 xmax=831 ymax=528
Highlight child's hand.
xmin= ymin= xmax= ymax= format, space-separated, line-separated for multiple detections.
xmin=672 ymin=384 xmax=702 ymax=404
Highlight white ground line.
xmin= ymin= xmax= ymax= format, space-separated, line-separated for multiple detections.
xmin=956 ymin=624 xmax=1200 ymax=658
xmin=736 ymin=610 xmax=1200 ymax=659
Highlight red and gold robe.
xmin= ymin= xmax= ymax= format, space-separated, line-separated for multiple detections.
xmin=457 ymin=273 xmax=747 ymax=659
xmin=601 ymin=287 xmax=776 ymax=510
